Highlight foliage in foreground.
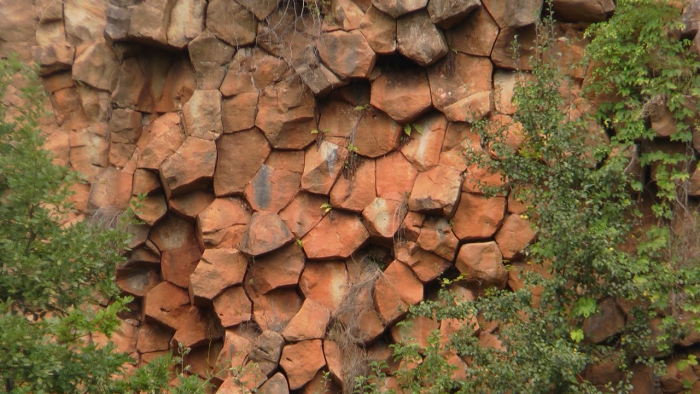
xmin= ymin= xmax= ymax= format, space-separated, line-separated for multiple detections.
xmin=0 ymin=57 xmax=210 ymax=393
xmin=359 ymin=1 xmax=700 ymax=393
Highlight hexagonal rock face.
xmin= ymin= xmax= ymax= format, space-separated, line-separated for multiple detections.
xmin=408 ymin=166 xmax=463 ymax=217
xmin=301 ymin=141 xmax=348 ymax=195
xmin=397 ymin=11 xmax=449 ymax=67
xmin=182 ymin=89 xmax=223 ymax=140
xmin=150 ymin=213 xmax=199 ymax=252
xmin=428 ymin=53 xmax=493 ymax=116
xmin=299 ymin=261 xmax=348 ymax=314
xmin=374 ymin=260 xmax=423 ymax=323
xmin=279 ymin=192 xmax=329 ymax=238
xmin=213 ymin=286 xmax=252 ymax=327
xmin=238 ymin=0 xmax=278 ymax=20
xmin=427 ymin=0 xmax=480 ymax=28
xmin=376 ymin=152 xmax=418 ymax=202
xmin=448 ymin=7 xmax=500 ymax=57
xmin=72 ymin=40 xmax=120 ymax=91
xmin=161 ymin=245 xmax=202 ymax=288
xmin=372 ymin=0 xmax=428 ymax=18
xmin=280 ymin=340 xmax=326 ymax=390
xmin=137 ymin=113 xmax=185 ymax=171
xmin=189 ymin=248 xmax=248 ymax=303
xmin=455 ymin=241 xmax=508 ymax=288
xmin=206 ymin=0 xmax=257 ymax=46
xmin=582 ymin=298 xmax=625 ymax=344
xmin=370 ymin=67 xmax=432 ymax=123
xmin=245 ymin=151 xmax=304 ymax=213
xmin=362 ymin=197 xmax=407 ymax=239
xmin=249 ymin=331 xmax=285 ymax=376
xmin=214 ymin=128 xmax=271 ymax=196
xmin=246 ymin=283 xmax=303 ymax=331
xmin=255 ymin=78 xmax=317 ymax=149
xmin=128 ymin=0 xmax=205 ymax=48
xmin=240 ymin=212 xmax=294 ymax=257
xmin=415 ymin=216 xmax=460 ymax=260
xmin=390 ymin=315 xmax=439 ymax=349
xmin=494 ymin=214 xmax=535 ymax=260
xmin=137 ymin=323 xmax=172 ymax=353
xmin=401 ymin=112 xmax=448 ymax=171
xmin=360 ymin=6 xmax=397 ymax=54
xmin=353 ymin=108 xmax=402 ymax=157
xmin=552 ymin=0 xmax=615 ymax=22
xmin=258 ymin=373 xmax=289 ymax=394
xmin=318 ymin=30 xmax=377 ymax=79
xmin=330 ymin=159 xmax=377 ymax=212
xmin=395 ymin=241 xmax=451 ymax=282
xmin=196 ymin=197 xmax=251 ymax=249
xmin=143 ymin=281 xmax=190 ymax=330
xmin=134 ymin=194 xmax=167 ymax=226
xmin=172 ymin=306 xmax=223 ymax=348
xmin=482 ymin=0 xmax=543 ymax=28
xmin=301 ymin=212 xmax=370 ymax=259
xmin=159 ymin=137 xmax=216 ymax=197
xmin=452 ymin=192 xmax=506 ymax=241
xmin=282 ymin=299 xmax=331 ymax=342
xmin=188 ymin=33 xmax=235 ymax=89
xmin=249 ymin=244 xmax=305 ymax=294
xmin=116 ymin=268 xmax=160 ymax=297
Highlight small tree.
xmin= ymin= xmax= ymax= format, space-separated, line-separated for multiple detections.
xmin=0 ymin=57 xmax=207 ymax=393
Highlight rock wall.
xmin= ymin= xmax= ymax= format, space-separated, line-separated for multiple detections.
xmin=10 ymin=0 xmax=700 ymax=392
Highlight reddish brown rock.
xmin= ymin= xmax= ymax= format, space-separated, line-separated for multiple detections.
xmin=494 ymin=70 xmax=522 ymax=115
xmin=245 ymin=151 xmax=304 ymax=213
xmin=169 ymin=191 xmax=215 ymax=220
xmin=582 ymin=298 xmax=625 ymax=344
xmin=372 ymin=0 xmax=428 ymax=18
xmin=301 ymin=212 xmax=370 ymax=259
xmin=362 ymin=197 xmax=407 ymax=240
xmin=214 ymin=129 xmax=271 ymax=196
xmin=282 ymin=299 xmax=331 ymax=341
xmin=301 ymin=141 xmax=348 ymax=195
xmin=376 ymin=152 xmax=418 ymax=202
xmin=188 ymin=32 xmax=234 ymax=89
xmin=448 ymin=6 xmax=499 ymax=57
xmin=242 ymin=330 xmax=283 ymax=377
xmin=116 ymin=267 xmax=160 ymax=297
xmin=161 ymin=245 xmax=202 ymax=288
xmin=353 ymin=107 xmax=401 ymax=157
xmin=400 ymin=112 xmax=448 ymax=171
xmin=255 ymin=78 xmax=317 ymax=149
xmin=317 ymin=100 xmax=363 ymax=146
xmin=258 ymin=373 xmax=289 ymax=394
xmin=395 ymin=241 xmax=451 ymax=282
xmin=182 ymin=90 xmax=223 ymax=140
xmin=222 ymin=48 xmax=288 ymax=95
xmin=443 ymin=90 xmax=492 ymax=122
xmin=110 ymin=57 xmax=148 ymax=110
xmin=172 ymin=306 xmax=223 ymax=348
xmin=494 ymin=214 xmax=535 ymax=260
xmin=87 ymin=166 xmax=132 ymax=212
xmin=438 ymin=122 xmax=476 ymax=171
xmin=196 ymin=197 xmax=251 ymax=249
xmin=143 ymin=281 xmax=191 ymax=330
xmin=170 ymin=0 xmax=207 ymax=48
xmin=455 ymin=241 xmax=508 ymax=288
xmin=70 ymin=125 xmax=109 ymax=180
xmin=213 ymin=286 xmax=253 ymax=327
xmin=428 ymin=53 xmax=493 ymax=115
xmin=217 ymin=329 xmax=253 ymax=373
xmin=409 ymin=166 xmax=462 ymax=217
xmin=159 ymin=137 xmax=216 ymax=197
xmin=64 ymin=0 xmax=107 ymax=45
xmin=189 ymin=248 xmax=248 ymax=302
xmin=318 ymin=30 xmax=377 ymax=79
xmin=416 ymin=217 xmax=459 ymax=260
xmin=249 ymin=244 xmax=305 ymax=294
xmin=390 ymin=315 xmax=439 ymax=349
xmin=427 ymin=0 xmax=479 ymax=28
xmin=137 ymin=113 xmax=186 ymax=171
xmin=397 ymin=11 xmax=448 ymax=67
xmin=299 ymin=261 xmax=348 ymax=314
xmin=327 ymin=0 xmax=365 ymax=31
xmin=34 ymin=42 xmax=75 ymax=76
xmin=452 ymin=193 xmax=506 ymax=241
xmin=280 ymin=340 xmax=326 ymax=390
xmin=237 ymin=0 xmax=278 ymax=20
xmin=485 ymin=114 xmax=525 ymax=159
xmin=240 ymin=212 xmax=294 ymax=256
xmin=155 ymin=58 xmax=197 ymax=113
xmin=72 ymin=40 xmax=119 ymax=92
xmin=279 ymin=192 xmax=329 ymax=238
xmin=222 ymin=92 xmax=258 ymax=133
xmin=482 ymin=0 xmax=543 ymax=28
xmin=370 ymin=68 xmax=432 ymax=123
xmin=207 ymin=0 xmax=256 ymax=46
xmin=552 ymin=0 xmax=615 ymax=22
xmin=247 ymin=286 xmax=303 ymax=332
xmin=360 ymin=6 xmax=397 ymax=54
xmin=491 ymin=25 xmax=537 ymax=71
xmin=137 ymin=323 xmax=173 ymax=354
xmin=330 ymin=159 xmax=376 ymax=212
xmin=374 ymin=260 xmax=423 ymax=323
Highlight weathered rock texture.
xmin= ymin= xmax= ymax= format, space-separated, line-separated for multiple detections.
xmin=19 ymin=0 xmax=695 ymax=392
